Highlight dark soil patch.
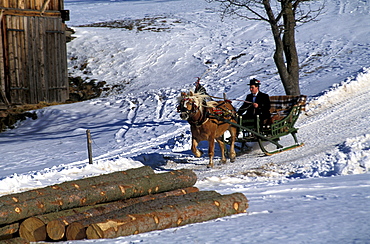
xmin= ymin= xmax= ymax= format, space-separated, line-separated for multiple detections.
xmin=77 ymin=16 xmax=181 ymax=32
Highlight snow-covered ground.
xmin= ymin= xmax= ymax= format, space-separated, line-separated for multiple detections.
xmin=1 ymin=0 xmax=370 ymax=243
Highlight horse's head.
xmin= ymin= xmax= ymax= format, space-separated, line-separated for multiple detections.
xmin=177 ymin=95 xmax=198 ymax=120
xmin=177 ymin=91 xmax=205 ymax=120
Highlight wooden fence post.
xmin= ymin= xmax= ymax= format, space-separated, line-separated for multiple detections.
xmin=86 ymin=129 xmax=93 ymax=164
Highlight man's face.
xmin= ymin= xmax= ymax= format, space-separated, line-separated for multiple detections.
xmin=250 ymin=85 xmax=259 ymax=95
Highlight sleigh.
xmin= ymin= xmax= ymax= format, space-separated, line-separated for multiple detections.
xmin=219 ymin=95 xmax=307 ymax=155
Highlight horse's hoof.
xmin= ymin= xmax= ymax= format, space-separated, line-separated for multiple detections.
xmin=207 ymin=163 xmax=214 ymax=168
xmin=230 ymin=158 xmax=236 ymax=163
xmin=221 ymin=160 xmax=227 ymax=164
xmin=194 ymin=150 xmax=203 ymax=158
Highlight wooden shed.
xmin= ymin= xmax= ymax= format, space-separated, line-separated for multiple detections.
xmin=0 ymin=0 xmax=69 ymax=109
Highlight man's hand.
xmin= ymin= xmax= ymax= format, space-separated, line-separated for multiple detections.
xmin=253 ymin=103 xmax=259 ymax=108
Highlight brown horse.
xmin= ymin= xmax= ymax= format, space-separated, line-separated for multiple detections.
xmin=177 ymin=91 xmax=237 ymax=168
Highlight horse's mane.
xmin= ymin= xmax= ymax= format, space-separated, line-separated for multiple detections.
xmin=179 ymin=90 xmax=216 ymax=109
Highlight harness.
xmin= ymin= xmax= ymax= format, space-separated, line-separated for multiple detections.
xmin=186 ymin=101 xmax=210 ymax=127
xmin=211 ymin=101 xmax=236 ymax=118
xmin=188 ymin=110 xmax=209 ymax=127
xmin=178 ymin=97 xmax=236 ymax=127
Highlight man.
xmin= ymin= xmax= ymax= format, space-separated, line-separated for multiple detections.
xmin=194 ymin=78 xmax=209 ymax=96
xmin=237 ymin=78 xmax=271 ymax=125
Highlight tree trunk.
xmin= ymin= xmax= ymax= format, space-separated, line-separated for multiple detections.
xmin=0 ymin=166 xmax=154 ymax=207
xmin=281 ymin=0 xmax=300 ymax=95
xmin=47 ymin=187 xmax=199 ymax=241
xmin=263 ymin=0 xmax=289 ymax=88
xmin=86 ymin=192 xmax=248 ymax=239
xmin=66 ymin=191 xmax=222 ymax=240
xmin=0 ymin=169 xmax=197 ymax=225
xmin=263 ymin=0 xmax=301 ymax=95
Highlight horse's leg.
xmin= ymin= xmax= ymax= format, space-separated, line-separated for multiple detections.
xmin=191 ymin=137 xmax=202 ymax=158
xmin=207 ymin=139 xmax=215 ymax=168
xmin=216 ymin=137 xmax=227 ymax=164
xmin=228 ymin=126 xmax=237 ymax=162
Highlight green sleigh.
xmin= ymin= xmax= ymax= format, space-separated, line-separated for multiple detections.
xmin=214 ymin=95 xmax=307 ymax=155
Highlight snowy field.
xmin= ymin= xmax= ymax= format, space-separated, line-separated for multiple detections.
xmin=1 ymin=0 xmax=370 ymax=243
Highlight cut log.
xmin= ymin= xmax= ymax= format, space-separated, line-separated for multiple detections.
xmin=19 ymin=187 xmax=197 ymax=242
xmin=0 ymin=169 xmax=197 ymax=225
xmin=19 ymin=217 xmax=46 ymax=242
xmin=47 ymin=187 xmax=199 ymax=241
xmin=0 ymin=166 xmax=154 ymax=206
xmin=17 ymin=202 xmax=108 ymax=242
xmin=18 ymin=206 xmax=101 ymax=242
xmin=66 ymin=191 xmax=221 ymax=240
xmin=0 ymin=223 xmax=19 ymax=238
xmin=0 ymin=237 xmax=29 ymax=243
xmin=86 ymin=193 xmax=248 ymax=239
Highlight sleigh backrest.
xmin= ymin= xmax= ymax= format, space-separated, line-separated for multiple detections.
xmin=269 ymin=95 xmax=307 ymax=118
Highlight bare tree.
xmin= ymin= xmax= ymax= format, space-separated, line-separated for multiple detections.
xmin=207 ymin=0 xmax=325 ymax=95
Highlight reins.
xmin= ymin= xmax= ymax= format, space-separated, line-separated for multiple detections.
xmin=208 ymin=95 xmax=253 ymax=104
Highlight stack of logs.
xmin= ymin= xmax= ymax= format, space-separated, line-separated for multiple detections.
xmin=0 ymin=166 xmax=248 ymax=243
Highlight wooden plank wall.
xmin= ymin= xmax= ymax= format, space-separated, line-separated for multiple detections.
xmin=3 ymin=14 xmax=68 ymax=104
xmin=0 ymin=11 xmax=10 ymax=107
xmin=6 ymin=15 xmax=28 ymax=104
xmin=0 ymin=0 xmax=68 ymax=106
xmin=45 ymin=17 xmax=68 ymax=102
xmin=0 ymin=0 xmax=61 ymax=11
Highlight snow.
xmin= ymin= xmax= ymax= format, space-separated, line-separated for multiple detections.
xmin=1 ymin=0 xmax=370 ymax=243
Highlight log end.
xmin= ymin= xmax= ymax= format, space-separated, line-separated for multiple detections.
xmin=19 ymin=217 xmax=46 ymax=242
xmin=46 ymin=219 xmax=66 ymax=241
xmin=86 ymin=223 xmax=104 ymax=240
xmin=66 ymin=222 xmax=86 ymax=240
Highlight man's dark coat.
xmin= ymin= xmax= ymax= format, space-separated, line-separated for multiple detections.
xmin=238 ymin=92 xmax=271 ymax=122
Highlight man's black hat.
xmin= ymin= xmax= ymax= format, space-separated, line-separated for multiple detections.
xmin=248 ymin=78 xmax=261 ymax=86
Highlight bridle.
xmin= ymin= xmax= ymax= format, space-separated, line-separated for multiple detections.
xmin=177 ymin=97 xmax=209 ymax=126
